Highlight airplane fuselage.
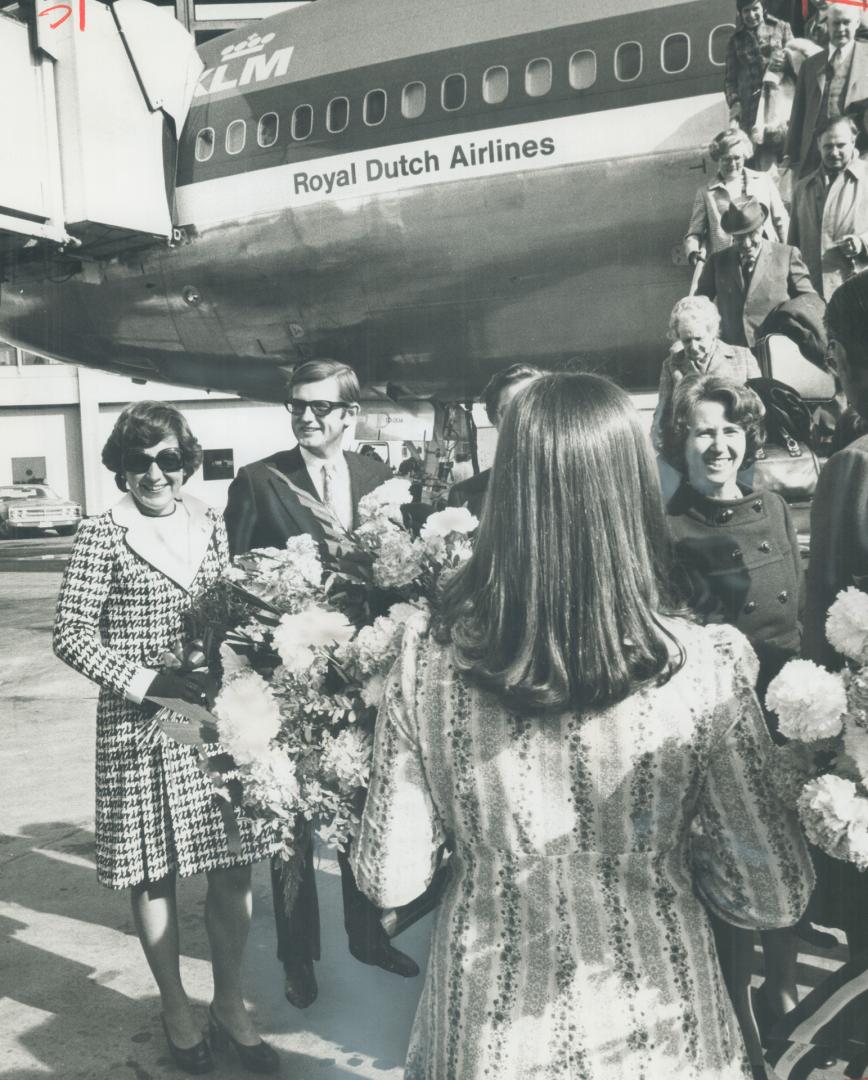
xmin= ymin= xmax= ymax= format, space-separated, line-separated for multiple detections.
xmin=0 ymin=0 xmax=732 ymax=401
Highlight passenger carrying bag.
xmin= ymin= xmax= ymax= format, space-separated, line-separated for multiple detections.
xmin=746 ymin=374 xmax=821 ymax=502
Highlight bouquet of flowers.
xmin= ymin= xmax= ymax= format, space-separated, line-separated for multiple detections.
xmin=765 ymin=587 xmax=868 ymax=869
xmin=150 ymin=477 xmax=477 ymax=870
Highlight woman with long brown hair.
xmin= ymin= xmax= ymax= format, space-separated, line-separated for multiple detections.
xmin=353 ymin=372 xmax=813 ymax=1080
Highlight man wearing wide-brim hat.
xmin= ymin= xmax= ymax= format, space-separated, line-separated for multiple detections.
xmin=695 ymin=196 xmax=818 ymax=346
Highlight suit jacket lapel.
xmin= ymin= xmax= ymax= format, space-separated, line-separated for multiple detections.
xmin=815 ymin=52 xmax=827 ymax=93
xmin=846 ymin=42 xmax=868 ymax=106
xmin=345 ymin=452 xmax=392 ymax=528
xmin=263 ymin=448 xmax=329 ymax=540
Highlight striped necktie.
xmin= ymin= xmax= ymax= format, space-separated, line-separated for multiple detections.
xmin=321 ymin=464 xmax=336 ymax=513
xmin=823 ymin=48 xmax=846 ymax=119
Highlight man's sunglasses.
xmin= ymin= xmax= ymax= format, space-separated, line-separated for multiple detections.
xmin=284 ymin=399 xmax=351 ymax=418
xmin=123 ymin=448 xmax=185 ymax=474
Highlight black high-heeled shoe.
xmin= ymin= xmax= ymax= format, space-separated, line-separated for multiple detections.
xmin=208 ymin=1005 xmax=279 ymax=1074
xmin=160 ymin=1015 xmax=215 ymax=1075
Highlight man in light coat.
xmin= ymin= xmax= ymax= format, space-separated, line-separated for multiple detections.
xmin=787 ymin=4 xmax=868 ymax=177
xmin=790 ymin=114 xmax=868 ymax=298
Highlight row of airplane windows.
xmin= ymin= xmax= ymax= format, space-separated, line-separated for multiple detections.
xmin=194 ymin=24 xmax=735 ymax=162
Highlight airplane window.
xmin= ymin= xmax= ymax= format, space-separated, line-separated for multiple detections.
xmin=225 ymin=119 xmax=246 ymax=155
xmin=402 ymin=81 xmax=426 ymax=119
xmin=614 ymin=41 xmax=642 ymax=82
xmin=364 ymin=89 xmax=387 ymax=126
xmin=327 ymin=96 xmax=350 ymax=133
xmin=661 ymin=33 xmax=690 ymax=74
xmin=291 ymin=104 xmax=313 ymax=140
xmin=709 ymin=23 xmax=735 ymax=67
xmin=442 ymin=73 xmax=466 ymax=111
xmin=525 ymin=57 xmax=552 ymax=97
xmin=194 ymin=127 xmax=215 ymax=162
xmin=569 ymin=50 xmax=597 ymax=90
xmin=483 ymin=65 xmax=509 ymax=105
xmin=257 ymin=112 xmax=279 ymax=148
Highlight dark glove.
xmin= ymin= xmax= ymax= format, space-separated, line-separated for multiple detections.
xmin=144 ymin=670 xmax=209 ymax=706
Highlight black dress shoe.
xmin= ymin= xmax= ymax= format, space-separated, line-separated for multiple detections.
xmin=208 ymin=1006 xmax=280 ymax=1074
xmin=349 ymin=941 xmax=420 ymax=977
xmin=160 ymin=1015 xmax=215 ymax=1075
xmin=283 ymin=959 xmax=318 ymax=1009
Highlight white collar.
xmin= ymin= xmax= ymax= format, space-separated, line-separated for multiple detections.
xmin=299 ymin=446 xmax=349 ymax=477
xmin=111 ymin=491 xmax=214 ymax=591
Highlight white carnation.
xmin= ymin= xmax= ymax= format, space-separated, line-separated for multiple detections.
xmin=799 ymin=775 xmax=868 ymax=869
xmin=272 ymin=607 xmax=355 ymax=673
xmin=421 ymin=506 xmax=478 ymax=539
xmin=214 ymin=671 xmax=282 ymax=764
xmin=826 ymin=587 xmax=868 ymax=663
xmin=766 ymin=660 xmax=847 ymax=741
xmin=372 ymin=530 xmax=425 ymax=588
xmin=360 ymin=672 xmax=387 ymax=707
xmin=247 ymin=748 xmax=301 ymax=809
xmin=283 ymin=533 xmax=324 ymax=587
xmin=357 ymin=478 xmax=412 ymax=525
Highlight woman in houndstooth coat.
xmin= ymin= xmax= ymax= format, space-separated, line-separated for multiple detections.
xmin=54 ymin=401 xmax=277 ymax=1073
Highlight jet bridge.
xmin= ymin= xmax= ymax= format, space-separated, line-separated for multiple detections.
xmin=0 ymin=0 xmax=202 ymax=263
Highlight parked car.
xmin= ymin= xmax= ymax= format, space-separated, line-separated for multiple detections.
xmin=0 ymin=484 xmax=81 ymax=537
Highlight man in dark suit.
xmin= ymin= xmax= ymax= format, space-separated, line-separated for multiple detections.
xmin=447 ymin=363 xmax=542 ymax=516
xmin=695 ymin=197 xmax=817 ymax=348
xmin=787 ymin=3 xmax=868 ymax=178
xmin=224 ymin=359 xmax=418 ymax=1009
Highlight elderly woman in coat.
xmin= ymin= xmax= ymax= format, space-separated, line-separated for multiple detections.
xmin=54 ymin=401 xmax=277 ymax=1075
xmin=652 ymin=295 xmax=761 ymax=451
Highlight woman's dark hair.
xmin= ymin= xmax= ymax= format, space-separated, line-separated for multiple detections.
xmin=660 ymin=374 xmax=766 ymax=474
xmin=481 ymin=363 xmax=543 ymax=424
xmin=439 ymin=373 xmax=682 ymax=712
xmin=102 ymin=401 xmax=203 ymax=491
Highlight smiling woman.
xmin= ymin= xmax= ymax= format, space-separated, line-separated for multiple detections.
xmin=53 ymin=400 xmax=277 ymax=1073
xmin=661 ymin=372 xmax=805 ymax=1079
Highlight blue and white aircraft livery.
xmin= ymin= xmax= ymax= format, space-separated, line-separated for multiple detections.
xmin=1 ymin=0 xmax=730 ymax=401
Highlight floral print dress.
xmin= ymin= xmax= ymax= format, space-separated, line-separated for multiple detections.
xmin=353 ymin=619 xmax=813 ymax=1080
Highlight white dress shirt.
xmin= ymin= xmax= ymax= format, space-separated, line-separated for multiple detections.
xmin=300 ymin=446 xmax=353 ymax=531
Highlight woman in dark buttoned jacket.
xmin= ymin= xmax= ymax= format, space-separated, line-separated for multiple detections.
xmin=661 ymin=373 xmax=802 ymax=1079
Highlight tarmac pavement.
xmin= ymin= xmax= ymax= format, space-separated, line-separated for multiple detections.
xmin=0 ymin=572 xmax=431 ymax=1080
xmin=0 ymin=571 xmax=860 ymax=1080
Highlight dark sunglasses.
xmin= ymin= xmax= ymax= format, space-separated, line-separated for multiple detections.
xmin=123 ymin=448 xmax=185 ymax=474
xmin=285 ymin=398 xmax=351 ymax=418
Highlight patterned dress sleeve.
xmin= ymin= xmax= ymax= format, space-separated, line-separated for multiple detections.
xmin=691 ymin=625 xmax=814 ymax=930
xmin=352 ymin=618 xmax=446 ymax=908
xmin=53 ymin=516 xmax=144 ymax=699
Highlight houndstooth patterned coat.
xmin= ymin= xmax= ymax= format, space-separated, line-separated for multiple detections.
xmin=54 ymin=493 xmax=271 ymax=889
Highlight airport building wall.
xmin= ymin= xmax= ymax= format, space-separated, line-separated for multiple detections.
xmin=0 ymin=355 xmax=289 ymax=515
